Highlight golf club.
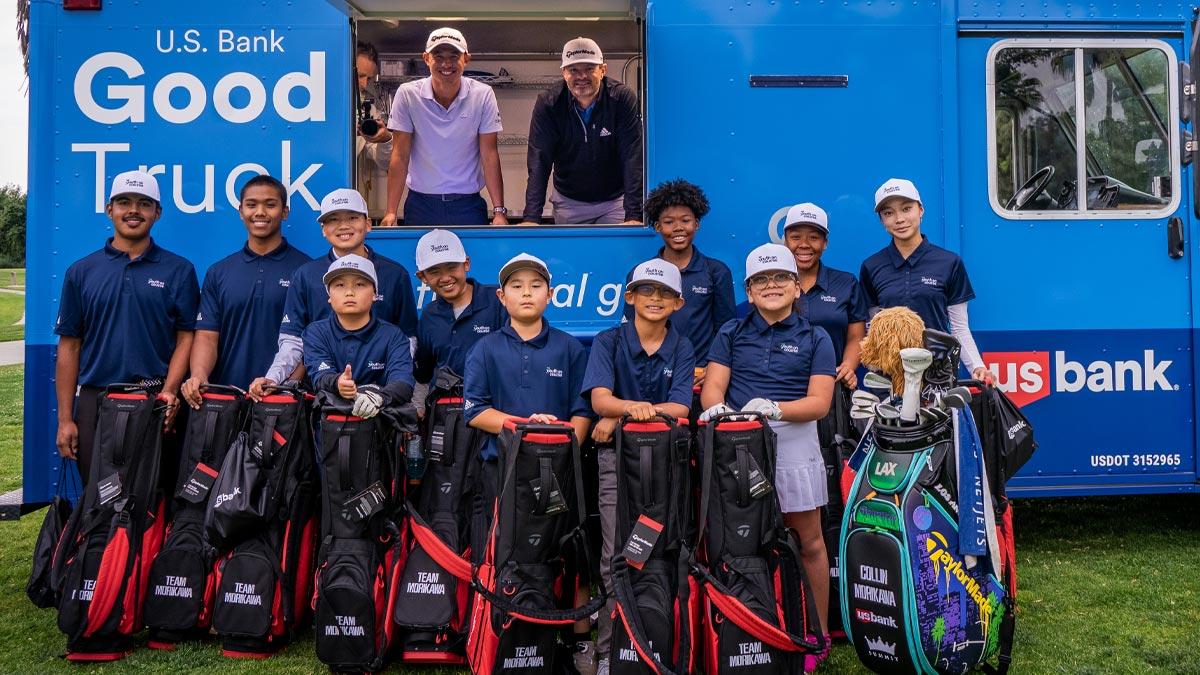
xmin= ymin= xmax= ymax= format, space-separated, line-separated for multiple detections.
xmin=899 ymin=347 xmax=934 ymax=422
xmin=863 ymin=371 xmax=893 ymax=395
xmin=937 ymin=386 xmax=972 ymax=411
xmin=875 ymin=402 xmax=901 ymax=424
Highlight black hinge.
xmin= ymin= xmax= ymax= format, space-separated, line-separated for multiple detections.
xmin=749 ymin=75 xmax=848 ymax=88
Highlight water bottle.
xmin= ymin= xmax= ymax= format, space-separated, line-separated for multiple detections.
xmin=405 ymin=435 xmax=426 ymax=482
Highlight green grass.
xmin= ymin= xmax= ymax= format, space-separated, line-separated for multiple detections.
xmin=0 ymin=288 xmax=23 ymax=342
xmin=0 ymin=367 xmax=1196 ymax=673
xmin=0 ymin=268 xmax=24 ymax=289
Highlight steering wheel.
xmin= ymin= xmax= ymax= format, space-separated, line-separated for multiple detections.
xmin=1005 ymin=165 xmax=1055 ymax=210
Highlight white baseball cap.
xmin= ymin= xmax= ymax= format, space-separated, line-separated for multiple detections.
xmin=744 ymin=243 xmax=798 ymax=281
xmin=318 ymin=188 xmax=368 ymax=222
xmin=415 ymin=229 xmax=468 ymax=272
xmin=783 ymin=202 xmax=829 ymax=235
xmin=499 ymin=252 xmax=551 ymax=285
xmin=109 ymin=170 xmax=160 ymax=203
xmin=626 ymin=258 xmax=682 ymax=295
xmin=874 ymin=178 xmax=922 ymax=211
xmin=323 ymin=253 xmax=378 ymax=288
xmin=426 ymin=27 xmax=468 ymax=53
xmin=561 ymin=37 xmax=603 ymax=68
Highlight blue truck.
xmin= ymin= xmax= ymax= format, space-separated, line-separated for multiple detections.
xmin=20 ymin=0 xmax=1200 ymax=505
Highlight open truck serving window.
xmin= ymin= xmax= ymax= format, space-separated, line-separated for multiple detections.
xmin=20 ymin=0 xmax=1200 ymax=510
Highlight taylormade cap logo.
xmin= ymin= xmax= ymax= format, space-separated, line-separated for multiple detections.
xmin=566 ymin=48 xmax=596 ymax=58
xmin=983 ymin=349 xmax=1177 ymax=408
xmin=431 ymin=32 xmax=461 ymax=44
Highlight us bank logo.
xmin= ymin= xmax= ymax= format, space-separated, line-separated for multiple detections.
xmin=982 ymin=350 xmax=1177 ymax=408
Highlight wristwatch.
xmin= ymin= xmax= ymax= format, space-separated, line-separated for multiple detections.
xmin=492 ymin=206 xmax=508 ymax=216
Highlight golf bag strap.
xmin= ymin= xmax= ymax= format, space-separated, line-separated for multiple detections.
xmin=113 ymin=409 xmax=130 ymax=467
xmin=338 ymin=433 xmax=351 ymax=493
xmin=735 ymin=443 xmax=751 ymax=506
xmin=471 ymin=560 xmax=606 ymax=625
xmin=405 ymin=499 xmax=473 ymax=582
xmin=611 ymin=556 xmax=678 ymax=675
xmin=200 ymin=408 xmax=219 ymax=465
xmin=536 ymin=457 xmax=552 ymax=514
xmin=695 ymin=419 xmax=717 ymax=550
xmin=692 ymin=562 xmax=822 ymax=653
xmin=260 ymin=414 xmax=279 ymax=465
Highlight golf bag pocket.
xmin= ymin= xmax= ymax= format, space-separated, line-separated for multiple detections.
xmin=491 ymin=562 xmax=560 ymax=675
xmin=705 ymin=556 xmax=794 ymax=675
xmin=55 ymin=528 xmax=109 ymax=640
xmin=393 ymin=512 xmax=461 ymax=630
xmin=144 ymin=515 xmax=214 ymax=637
xmin=212 ymin=538 xmax=279 ymax=641
xmin=611 ymin=559 xmax=676 ymax=675
xmin=314 ymin=538 xmax=387 ymax=672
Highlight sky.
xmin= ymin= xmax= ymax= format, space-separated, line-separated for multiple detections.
xmin=0 ymin=0 xmax=28 ymax=190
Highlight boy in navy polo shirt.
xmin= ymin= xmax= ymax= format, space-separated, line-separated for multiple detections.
xmin=623 ymin=179 xmax=734 ymax=391
xmin=55 ymin=171 xmax=200 ymax=482
xmin=303 ymin=255 xmax=414 ymax=416
xmin=700 ymin=243 xmax=836 ymax=671
xmin=412 ymin=228 xmax=505 ymax=386
xmin=859 ymin=178 xmax=994 ymax=384
xmin=250 ymin=188 xmax=418 ymax=399
xmin=462 ymin=252 xmax=595 ymax=671
xmin=582 ymin=258 xmax=694 ymax=671
xmin=181 ymin=175 xmax=311 ymax=408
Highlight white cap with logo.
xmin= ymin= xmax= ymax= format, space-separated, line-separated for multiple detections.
xmin=874 ymin=178 xmax=922 ymax=211
xmin=426 ymin=27 xmax=468 ymax=53
xmin=109 ymin=170 xmax=161 ymax=203
xmin=783 ymin=202 xmax=829 ymax=235
xmin=318 ymin=188 xmax=368 ymax=222
xmin=561 ymin=37 xmax=604 ymax=68
xmin=626 ymin=258 xmax=682 ymax=295
xmin=323 ymin=253 xmax=378 ymax=288
xmin=415 ymin=228 xmax=468 ymax=272
xmin=744 ymin=243 xmax=798 ymax=281
xmin=499 ymin=252 xmax=552 ymax=285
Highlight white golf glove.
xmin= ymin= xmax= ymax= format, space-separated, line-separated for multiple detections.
xmin=741 ymin=398 xmax=783 ymax=421
xmin=699 ymin=403 xmax=734 ymax=422
xmin=352 ymin=387 xmax=385 ymax=419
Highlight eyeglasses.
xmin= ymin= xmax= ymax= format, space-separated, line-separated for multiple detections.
xmin=747 ymin=272 xmax=796 ymax=290
xmin=633 ymin=284 xmax=680 ymax=299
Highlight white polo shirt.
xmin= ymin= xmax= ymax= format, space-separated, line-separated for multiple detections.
xmin=388 ymin=76 xmax=503 ymax=195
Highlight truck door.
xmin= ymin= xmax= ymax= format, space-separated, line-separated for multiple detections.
xmin=957 ymin=35 xmax=1196 ymax=494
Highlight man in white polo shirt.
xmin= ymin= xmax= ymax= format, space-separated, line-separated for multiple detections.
xmin=381 ymin=27 xmax=507 ymax=227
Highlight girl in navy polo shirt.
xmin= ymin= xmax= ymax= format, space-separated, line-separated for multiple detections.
xmin=700 ymin=243 xmax=837 ymax=670
xmin=859 ymin=179 xmax=995 ymax=384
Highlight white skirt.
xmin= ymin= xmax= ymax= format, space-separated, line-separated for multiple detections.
xmin=769 ymin=419 xmax=828 ymax=513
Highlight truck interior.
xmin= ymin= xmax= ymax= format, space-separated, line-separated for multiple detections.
xmin=348 ymin=1 xmax=644 ymax=226
xmin=993 ymin=45 xmax=1174 ymax=213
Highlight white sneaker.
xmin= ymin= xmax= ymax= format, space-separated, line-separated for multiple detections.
xmin=573 ymin=640 xmax=598 ymax=675
xmin=597 ymin=656 xmax=610 ymax=675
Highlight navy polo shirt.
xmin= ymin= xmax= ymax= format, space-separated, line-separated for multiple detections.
xmin=463 ymin=321 xmax=591 ymax=460
xmin=707 ymin=311 xmax=836 ymax=410
xmin=280 ymin=247 xmax=418 ymax=338
xmin=859 ymin=237 xmax=975 ymax=334
xmin=622 ymin=247 xmax=735 ymax=366
xmin=796 ymin=264 xmax=870 ymax=364
xmin=55 ymin=239 xmax=199 ymax=388
xmin=196 ymin=240 xmax=311 ymax=388
xmin=581 ymin=321 xmax=695 ymax=408
xmin=302 ymin=316 xmax=415 ymax=399
xmin=414 ymin=279 xmax=507 ymax=383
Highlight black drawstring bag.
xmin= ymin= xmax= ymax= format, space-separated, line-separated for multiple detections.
xmin=27 ymin=459 xmax=81 ymax=608
xmin=971 ymin=385 xmax=1037 ymax=495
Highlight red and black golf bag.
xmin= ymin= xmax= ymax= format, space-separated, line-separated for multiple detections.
xmin=692 ymin=412 xmax=825 ymax=674
xmin=51 ymin=383 xmax=168 ymax=661
xmin=608 ymin=415 xmax=695 ymax=675
xmin=207 ymin=386 xmax=318 ymax=658
xmin=466 ymin=419 xmax=605 ymax=675
xmin=144 ymin=384 xmax=249 ymax=647
xmin=311 ymin=393 xmax=415 ymax=672
xmin=389 ymin=369 xmax=479 ymax=664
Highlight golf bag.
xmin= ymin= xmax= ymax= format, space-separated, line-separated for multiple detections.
xmin=608 ymin=415 xmax=695 ymax=675
xmin=692 ymin=412 xmax=825 ymax=674
xmin=28 ymin=459 xmax=80 ymax=609
xmin=209 ymin=386 xmax=318 ymax=658
xmin=50 ymin=384 xmax=168 ymax=661
xmin=817 ymin=383 xmax=859 ymax=639
xmin=839 ymin=405 xmax=1015 ymax=674
xmin=312 ymin=394 xmax=414 ymax=673
xmin=466 ymin=419 xmax=605 ymax=675
xmin=144 ymin=385 xmax=249 ymax=647
xmin=390 ymin=368 xmax=479 ymax=664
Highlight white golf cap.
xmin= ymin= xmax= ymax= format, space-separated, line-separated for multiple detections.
xmin=745 ymin=243 xmax=798 ymax=281
xmin=318 ymin=188 xmax=368 ymax=222
xmin=426 ymin=27 xmax=468 ymax=53
xmin=415 ymin=228 xmax=467 ymax=272
xmin=561 ymin=37 xmax=603 ymax=67
xmin=499 ymin=252 xmax=551 ymax=285
xmin=874 ymin=178 xmax=922 ymax=211
xmin=626 ymin=258 xmax=682 ymax=295
xmin=323 ymin=253 xmax=378 ymax=288
xmin=109 ymin=170 xmax=160 ymax=203
xmin=783 ymin=202 xmax=829 ymax=235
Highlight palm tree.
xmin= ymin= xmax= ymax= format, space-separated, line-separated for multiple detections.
xmin=931 ymin=616 xmax=946 ymax=665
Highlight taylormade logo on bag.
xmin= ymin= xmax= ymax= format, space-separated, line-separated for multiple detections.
xmin=983 ymin=349 xmax=1176 ymax=408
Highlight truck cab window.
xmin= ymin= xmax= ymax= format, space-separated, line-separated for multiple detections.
xmin=991 ymin=42 xmax=1176 ymax=217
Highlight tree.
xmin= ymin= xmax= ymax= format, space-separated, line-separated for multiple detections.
xmin=0 ymin=185 xmax=26 ymax=267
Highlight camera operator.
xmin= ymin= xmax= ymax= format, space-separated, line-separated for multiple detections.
xmin=356 ymin=41 xmax=393 ymax=220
